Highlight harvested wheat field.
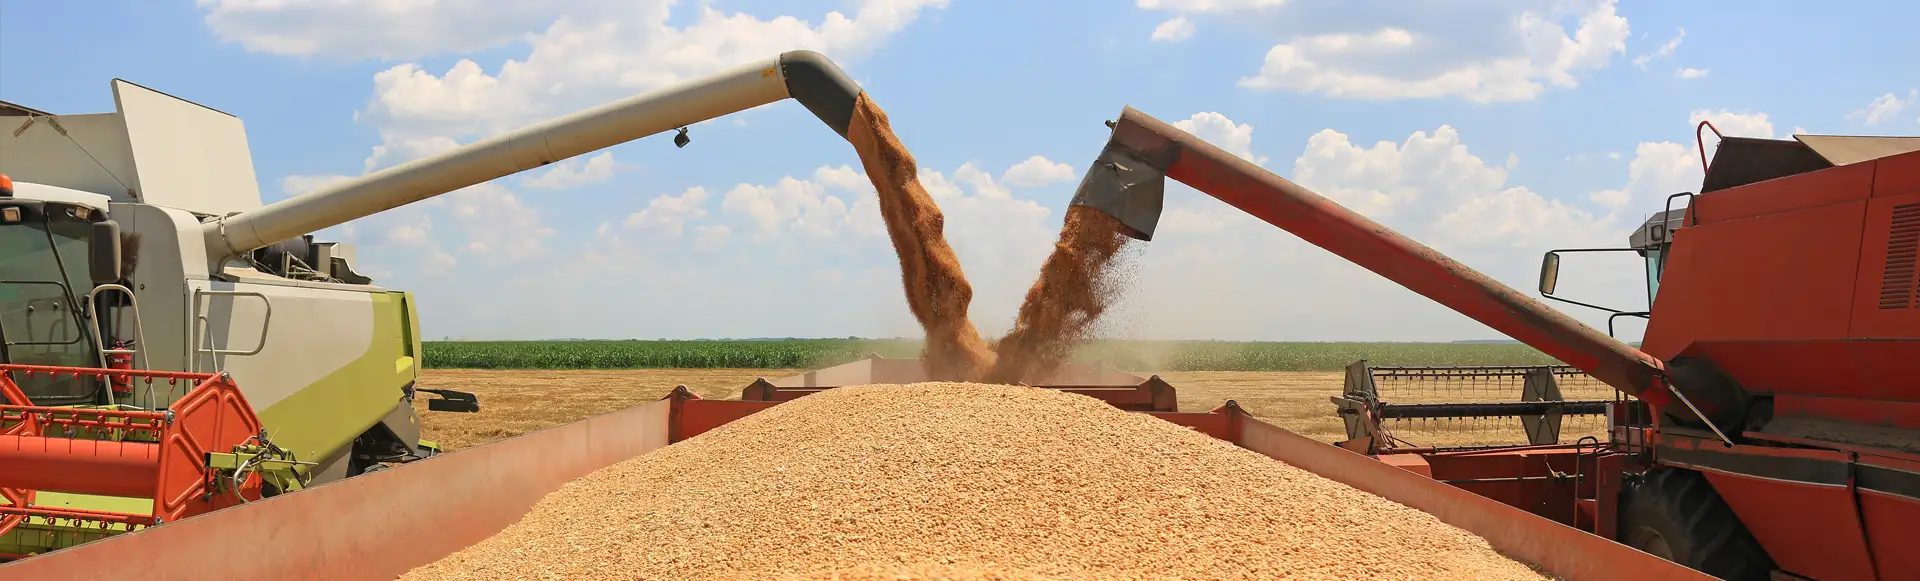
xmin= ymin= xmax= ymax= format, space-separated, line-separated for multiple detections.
xmin=401 ymin=382 xmax=1547 ymax=581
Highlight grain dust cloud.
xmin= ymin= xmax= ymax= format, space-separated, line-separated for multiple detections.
xmin=845 ymin=94 xmax=1139 ymax=384
xmin=985 ymin=207 xmax=1133 ymax=384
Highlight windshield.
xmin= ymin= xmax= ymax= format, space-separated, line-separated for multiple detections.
xmin=0 ymin=205 xmax=102 ymax=405
xmin=1643 ymin=247 xmax=1665 ymax=305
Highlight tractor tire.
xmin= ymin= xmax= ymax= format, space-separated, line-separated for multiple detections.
xmin=1619 ymin=468 xmax=1773 ymax=581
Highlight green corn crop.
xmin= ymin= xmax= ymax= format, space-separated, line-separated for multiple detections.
xmin=421 ymin=339 xmax=1561 ymax=372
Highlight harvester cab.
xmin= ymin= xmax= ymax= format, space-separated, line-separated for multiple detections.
xmin=1069 ymin=108 xmax=1920 ymax=581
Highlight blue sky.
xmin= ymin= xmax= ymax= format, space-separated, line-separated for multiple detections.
xmin=3 ymin=0 xmax=1914 ymax=342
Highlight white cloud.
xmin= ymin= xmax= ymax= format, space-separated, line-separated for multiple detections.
xmin=693 ymin=225 xmax=731 ymax=252
xmin=522 ymin=152 xmax=623 ymax=190
xmin=280 ymin=174 xmax=351 ymax=197
xmin=421 ymin=250 xmax=458 ymax=276
xmin=363 ymin=135 xmax=459 ymax=173
xmin=1001 ymin=155 xmax=1077 ymax=187
xmin=624 ymin=187 xmax=711 ymax=239
xmin=385 ymin=217 xmax=433 ymax=247
xmin=1675 ymin=67 xmax=1710 ymax=79
xmin=1692 ymin=109 xmax=1776 ymax=139
xmin=1112 ymin=120 xmax=1644 ymax=343
xmin=1588 ymin=141 xmax=1696 ymax=210
xmin=1151 ymin=17 xmax=1196 ymax=42
xmin=197 ymin=0 xmax=600 ymax=60
xmin=352 ymin=0 xmax=949 ymax=154
xmin=1632 ymin=28 xmax=1685 ymax=70
xmin=1137 ymin=0 xmax=1288 ymax=10
xmin=720 ymin=176 xmax=857 ymax=239
xmin=1849 ymin=90 xmax=1917 ymax=126
xmin=1174 ymin=112 xmax=1266 ymax=164
xmin=1217 ymin=0 xmax=1628 ymax=102
xmin=444 ymin=183 xmax=554 ymax=261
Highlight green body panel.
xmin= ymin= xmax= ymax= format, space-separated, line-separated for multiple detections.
xmin=0 ymin=291 xmax=422 ymax=556
xmin=255 ymin=290 xmax=419 ymax=464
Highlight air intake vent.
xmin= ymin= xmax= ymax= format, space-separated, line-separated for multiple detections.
xmin=1882 ymin=203 xmax=1920 ymax=309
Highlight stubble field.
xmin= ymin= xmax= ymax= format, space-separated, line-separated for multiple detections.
xmin=410 ymin=367 xmax=1607 ymax=452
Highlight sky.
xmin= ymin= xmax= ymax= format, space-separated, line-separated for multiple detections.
xmin=1 ymin=0 xmax=1915 ymax=343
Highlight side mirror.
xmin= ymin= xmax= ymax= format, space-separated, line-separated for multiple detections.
xmin=1538 ymin=251 xmax=1561 ymax=296
xmin=89 ymin=220 xmax=122 ymax=285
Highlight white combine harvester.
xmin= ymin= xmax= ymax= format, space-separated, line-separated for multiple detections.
xmin=0 ymin=50 xmax=865 ymax=558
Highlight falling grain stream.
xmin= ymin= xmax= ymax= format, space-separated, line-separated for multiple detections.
xmin=845 ymin=93 xmax=1133 ymax=383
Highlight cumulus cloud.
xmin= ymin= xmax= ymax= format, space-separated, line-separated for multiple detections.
xmin=1632 ymin=28 xmax=1685 ymax=70
xmin=693 ymin=225 xmax=731 ymax=253
xmin=1150 ymin=17 xmax=1195 ymax=42
xmin=1849 ymin=90 xmax=1917 ymax=126
xmin=1675 ymin=67 xmax=1710 ymax=79
xmin=197 ymin=0 xmax=600 ymax=60
xmin=1137 ymin=0 xmax=1289 ymax=11
xmin=279 ymin=174 xmax=352 ymax=197
xmin=1183 ymin=0 xmax=1631 ymax=102
xmin=348 ymin=0 xmax=948 ymax=155
xmin=624 ymin=187 xmax=712 ymax=239
xmin=522 ymin=152 xmax=623 ymax=190
xmin=1589 ymin=141 xmax=1695 ymax=210
xmin=444 ymin=183 xmax=554 ymax=261
xmin=1001 ymin=155 xmax=1077 ymax=187
xmin=1174 ymin=112 xmax=1266 ymax=164
xmin=1693 ymin=109 xmax=1776 ymax=139
xmin=1104 ymin=113 xmax=1664 ymax=343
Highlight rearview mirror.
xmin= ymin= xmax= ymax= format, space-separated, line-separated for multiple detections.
xmin=89 ymin=220 xmax=122 ymax=285
xmin=1538 ymin=251 xmax=1561 ymax=296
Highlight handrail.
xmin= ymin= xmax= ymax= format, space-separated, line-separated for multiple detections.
xmin=87 ymin=283 xmax=146 ymax=406
xmin=190 ymin=290 xmax=273 ymax=378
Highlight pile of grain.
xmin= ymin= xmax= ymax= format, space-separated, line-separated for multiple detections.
xmin=400 ymin=383 xmax=1547 ymax=581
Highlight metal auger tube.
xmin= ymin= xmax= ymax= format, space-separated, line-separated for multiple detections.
xmin=201 ymin=50 xmax=863 ymax=262
xmin=1067 ymin=106 xmax=1674 ymax=410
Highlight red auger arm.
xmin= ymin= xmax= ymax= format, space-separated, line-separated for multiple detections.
xmin=1068 ymin=106 xmax=1673 ymax=410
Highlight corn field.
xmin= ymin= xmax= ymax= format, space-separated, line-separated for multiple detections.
xmin=421 ymin=340 xmax=1561 ymax=371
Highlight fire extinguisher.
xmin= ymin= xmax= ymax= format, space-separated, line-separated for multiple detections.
xmin=106 ymin=339 xmax=134 ymax=397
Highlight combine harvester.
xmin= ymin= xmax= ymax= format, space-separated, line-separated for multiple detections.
xmin=0 ymin=50 xmax=1837 ymax=580
xmin=1065 ymin=107 xmax=1920 ymax=581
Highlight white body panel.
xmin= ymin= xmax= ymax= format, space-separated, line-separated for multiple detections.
xmin=12 ymin=182 xmax=113 ymax=213
xmin=113 ymin=80 xmax=263 ymax=215
xmin=0 ymin=113 xmax=140 ymax=201
xmin=0 ymin=80 xmax=263 ymax=216
xmin=186 ymin=275 xmax=376 ymax=410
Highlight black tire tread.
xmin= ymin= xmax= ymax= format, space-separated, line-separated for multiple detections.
xmin=1621 ymin=468 xmax=1773 ymax=581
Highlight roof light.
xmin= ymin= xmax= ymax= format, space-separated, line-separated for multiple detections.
xmin=0 ymin=174 xmax=12 ymax=197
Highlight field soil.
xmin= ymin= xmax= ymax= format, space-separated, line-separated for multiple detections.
xmin=411 ymin=369 xmax=799 ymax=451
xmin=412 ymin=369 xmax=1601 ymax=452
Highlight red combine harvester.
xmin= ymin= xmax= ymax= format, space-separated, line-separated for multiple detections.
xmin=1068 ymin=107 xmax=1920 ymax=581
